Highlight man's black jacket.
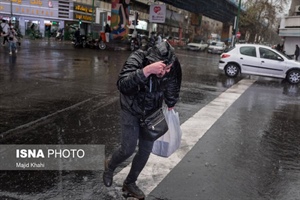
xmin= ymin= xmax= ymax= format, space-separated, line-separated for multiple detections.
xmin=117 ymin=46 xmax=182 ymax=118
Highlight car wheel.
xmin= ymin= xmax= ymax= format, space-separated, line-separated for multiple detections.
xmin=225 ymin=63 xmax=240 ymax=77
xmin=287 ymin=70 xmax=300 ymax=84
xmin=99 ymin=41 xmax=106 ymax=50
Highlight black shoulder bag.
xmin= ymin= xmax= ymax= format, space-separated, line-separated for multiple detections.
xmin=140 ymin=77 xmax=168 ymax=141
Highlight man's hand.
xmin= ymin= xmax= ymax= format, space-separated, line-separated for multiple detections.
xmin=143 ymin=61 xmax=166 ymax=77
xmin=168 ymin=107 xmax=174 ymax=111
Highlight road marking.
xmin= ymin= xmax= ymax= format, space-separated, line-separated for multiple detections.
xmin=113 ymin=79 xmax=255 ymax=195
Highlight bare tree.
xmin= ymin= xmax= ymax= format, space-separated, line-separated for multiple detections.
xmin=239 ymin=0 xmax=289 ymax=44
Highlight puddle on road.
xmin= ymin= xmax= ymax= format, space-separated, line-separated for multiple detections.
xmin=262 ymin=105 xmax=300 ymax=172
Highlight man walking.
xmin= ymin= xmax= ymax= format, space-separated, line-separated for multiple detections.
xmin=102 ymin=41 xmax=182 ymax=199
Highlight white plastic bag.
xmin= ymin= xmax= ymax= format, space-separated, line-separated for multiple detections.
xmin=152 ymin=108 xmax=182 ymax=157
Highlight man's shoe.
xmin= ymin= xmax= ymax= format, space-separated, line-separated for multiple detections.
xmin=122 ymin=182 xmax=145 ymax=199
xmin=9 ymin=51 xmax=12 ymax=55
xmin=102 ymin=159 xmax=113 ymax=187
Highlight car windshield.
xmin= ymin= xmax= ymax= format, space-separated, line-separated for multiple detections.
xmin=210 ymin=42 xmax=223 ymax=46
xmin=192 ymin=39 xmax=204 ymax=43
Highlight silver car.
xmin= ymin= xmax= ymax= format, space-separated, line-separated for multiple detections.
xmin=187 ymin=39 xmax=208 ymax=51
xmin=207 ymin=41 xmax=226 ymax=54
xmin=219 ymin=44 xmax=300 ymax=84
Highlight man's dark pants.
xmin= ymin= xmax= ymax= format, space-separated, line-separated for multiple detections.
xmin=108 ymin=110 xmax=154 ymax=184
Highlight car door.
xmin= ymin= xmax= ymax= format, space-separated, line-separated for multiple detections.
xmin=258 ymin=47 xmax=285 ymax=77
xmin=238 ymin=46 xmax=262 ymax=75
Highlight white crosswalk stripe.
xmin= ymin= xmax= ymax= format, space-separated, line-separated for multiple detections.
xmin=113 ymin=79 xmax=255 ymax=196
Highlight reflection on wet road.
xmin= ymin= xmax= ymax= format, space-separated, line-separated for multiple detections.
xmin=0 ymin=43 xmax=128 ymax=133
xmin=0 ymin=41 xmax=300 ymax=199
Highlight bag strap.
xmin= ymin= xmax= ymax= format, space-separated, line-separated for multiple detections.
xmin=141 ymin=76 xmax=154 ymax=119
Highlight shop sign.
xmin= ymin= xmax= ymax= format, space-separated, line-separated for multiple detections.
xmin=149 ymin=4 xmax=166 ymax=23
xmin=74 ymin=13 xmax=93 ymax=22
xmin=74 ymin=3 xmax=93 ymax=14
xmin=2 ymin=0 xmax=21 ymax=3
xmin=11 ymin=0 xmax=22 ymax=4
xmin=48 ymin=0 xmax=53 ymax=8
xmin=30 ymin=0 xmax=43 ymax=6
xmin=14 ymin=6 xmax=56 ymax=17
xmin=0 ymin=3 xmax=57 ymax=17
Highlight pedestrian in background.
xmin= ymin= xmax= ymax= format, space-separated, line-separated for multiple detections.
xmin=148 ymin=32 xmax=156 ymax=48
xmin=7 ymin=26 xmax=18 ymax=55
xmin=295 ymin=44 xmax=299 ymax=61
xmin=74 ymin=28 xmax=80 ymax=44
xmin=156 ymin=33 xmax=162 ymax=44
xmin=102 ymin=41 xmax=182 ymax=199
xmin=1 ymin=20 xmax=9 ymax=46
xmin=105 ymin=23 xmax=111 ymax=43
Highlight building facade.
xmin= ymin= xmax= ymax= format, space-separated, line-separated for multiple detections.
xmin=279 ymin=0 xmax=300 ymax=56
xmin=0 ymin=0 xmax=225 ymax=43
xmin=0 ymin=0 xmax=98 ymax=39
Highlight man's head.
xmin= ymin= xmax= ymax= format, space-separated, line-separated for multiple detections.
xmin=146 ymin=41 xmax=176 ymax=66
xmin=146 ymin=41 xmax=176 ymax=78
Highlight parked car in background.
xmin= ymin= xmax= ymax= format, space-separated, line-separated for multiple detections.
xmin=187 ymin=39 xmax=208 ymax=51
xmin=207 ymin=41 xmax=226 ymax=54
xmin=219 ymin=44 xmax=300 ymax=84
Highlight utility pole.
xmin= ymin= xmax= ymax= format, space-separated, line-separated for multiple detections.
xmin=91 ymin=0 xmax=95 ymax=39
xmin=231 ymin=16 xmax=237 ymax=47
xmin=233 ymin=0 xmax=242 ymax=47
xmin=10 ymin=0 xmax=13 ymax=18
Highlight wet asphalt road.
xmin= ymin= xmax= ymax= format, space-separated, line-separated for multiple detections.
xmin=0 ymin=39 xmax=300 ymax=200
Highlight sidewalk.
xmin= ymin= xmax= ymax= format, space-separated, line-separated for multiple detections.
xmin=12 ymin=37 xmax=187 ymax=51
xmin=19 ymin=37 xmax=130 ymax=50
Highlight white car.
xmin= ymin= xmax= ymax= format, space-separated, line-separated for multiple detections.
xmin=187 ymin=39 xmax=208 ymax=51
xmin=207 ymin=41 xmax=226 ymax=54
xmin=219 ymin=44 xmax=300 ymax=84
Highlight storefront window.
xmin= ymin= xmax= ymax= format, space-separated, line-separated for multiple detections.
xmin=25 ymin=20 xmax=42 ymax=39
xmin=44 ymin=20 xmax=59 ymax=37
xmin=64 ymin=22 xmax=80 ymax=40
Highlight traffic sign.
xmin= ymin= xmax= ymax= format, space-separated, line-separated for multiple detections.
xmin=236 ymin=31 xmax=241 ymax=38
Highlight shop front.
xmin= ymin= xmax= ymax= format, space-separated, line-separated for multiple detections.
xmin=70 ymin=2 xmax=94 ymax=39
xmin=0 ymin=0 xmax=61 ymax=38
